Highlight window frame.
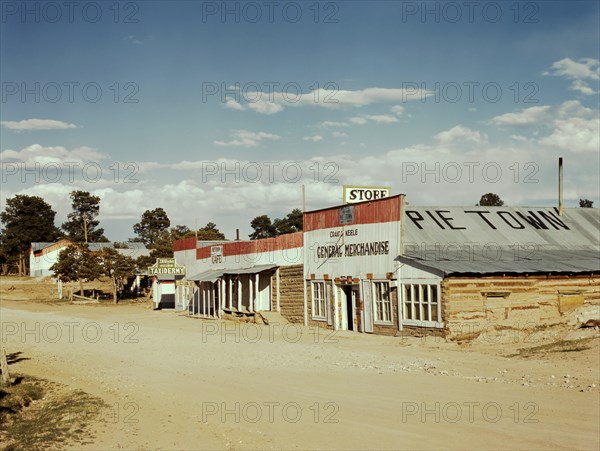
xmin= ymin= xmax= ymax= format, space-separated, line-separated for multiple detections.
xmin=401 ymin=283 xmax=443 ymax=328
xmin=372 ymin=280 xmax=393 ymax=325
xmin=311 ymin=280 xmax=328 ymax=321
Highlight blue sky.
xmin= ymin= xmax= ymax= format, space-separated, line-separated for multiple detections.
xmin=1 ymin=1 xmax=599 ymax=241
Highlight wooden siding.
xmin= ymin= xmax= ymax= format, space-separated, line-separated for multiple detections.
xmin=276 ymin=265 xmax=304 ymax=323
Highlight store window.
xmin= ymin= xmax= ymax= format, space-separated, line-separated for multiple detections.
xmin=311 ymin=281 xmax=327 ymax=320
xmin=373 ymin=281 xmax=392 ymax=324
xmin=402 ymin=283 xmax=441 ymax=327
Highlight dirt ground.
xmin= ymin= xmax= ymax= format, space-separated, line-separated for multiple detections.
xmin=1 ymin=276 xmax=599 ymax=450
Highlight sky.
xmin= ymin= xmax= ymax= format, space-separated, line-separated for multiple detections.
xmin=1 ymin=0 xmax=599 ymax=241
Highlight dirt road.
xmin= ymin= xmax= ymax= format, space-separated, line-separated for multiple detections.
xmin=1 ymin=296 xmax=599 ymax=450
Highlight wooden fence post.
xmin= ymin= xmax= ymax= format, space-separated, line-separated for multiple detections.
xmin=0 ymin=346 xmax=10 ymax=387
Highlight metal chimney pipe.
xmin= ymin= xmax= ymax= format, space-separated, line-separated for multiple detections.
xmin=558 ymin=157 xmax=564 ymax=216
xmin=236 ymin=228 xmax=240 ymax=241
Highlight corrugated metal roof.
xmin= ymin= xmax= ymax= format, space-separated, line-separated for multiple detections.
xmin=116 ymin=248 xmax=150 ymax=258
xmin=87 ymin=243 xmax=116 ymax=251
xmin=403 ymin=207 xmax=599 ymax=251
xmin=187 ymin=265 xmax=277 ymax=280
xmin=197 ymin=240 xmax=229 ymax=248
xmin=187 ymin=269 xmax=225 ymax=282
xmin=398 ymin=248 xmax=600 ymax=276
xmin=124 ymin=242 xmax=148 ymax=250
xmin=223 ymin=264 xmax=277 ymax=275
xmin=31 ymin=241 xmax=149 ymax=253
xmin=31 ymin=242 xmax=57 ymax=252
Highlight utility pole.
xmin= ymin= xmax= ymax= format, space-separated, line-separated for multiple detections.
xmin=302 ymin=184 xmax=306 ymax=212
xmin=558 ymin=157 xmax=564 ymax=216
xmin=83 ymin=212 xmax=88 ymax=243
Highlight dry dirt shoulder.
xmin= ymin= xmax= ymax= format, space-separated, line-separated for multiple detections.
xmin=1 ymin=278 xmax=599 ymax=450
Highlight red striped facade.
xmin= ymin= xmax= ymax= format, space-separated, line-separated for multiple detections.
xmin=303 ymin=195 xmax=404 ymax=232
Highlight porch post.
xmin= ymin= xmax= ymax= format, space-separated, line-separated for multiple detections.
xmin=237 ymin=276 xmax=241 ymax=311
xmin=276 ymin=268 xmax=280 ymax=312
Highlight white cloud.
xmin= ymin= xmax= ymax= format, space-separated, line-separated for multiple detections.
xmin=246 ymin=101 xmax=284 ymax=115
xmin=214 ymin=130 xmax=280 ymax=147
xmin=1 ymin=119 xmax=78 ymax=131
xmin=490 ymin=100 xmax=598 ymax=153
xmin=332 ymin=131 xmax=348 ymax=138
xmin=390 ymin=105 xmax=404 ymax=115
xmin=570 ymin=79 xmax=596 ymax=96
xmin=317 ymin=87 xmax=434 ymax=107
xmin=303 ymin=135 xmax=323 ymax=142
xmin=365 ymin=114 xmax=399 ymax=123
xmin=492 ymin=106 xmax=552 ymax=125
xmin=0 ymin=144 xmax=107 ymax=165
xmin=555 ymin=100 xmax=595 ymax=118
xmin=224 ymin=99 xmax=245 ymax=111
xmin=7 ymin=136 xmax=595 ymax=243
xmin=538 ymin=117 xmax=599 ymax=153
xmin=544 ymin=57 xmax=599 ymax=96
xmin=544 ymin=57 xmax=599 ymax=80
xmin=350 ymin=114 xmax=400 ymax=125
xmin=226 ymin=86 xmax=435 ymax=115
xmin=509 ymin=134 xmax=528 ymax=142
xmin=320 ymin=121 xmax=349 ymax=128
xmin=123 ymin=35 xmax=144 ymax=45
xmin=434 ymin=125 xmax=488 ymax=145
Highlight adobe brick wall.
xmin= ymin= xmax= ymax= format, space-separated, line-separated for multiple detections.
xmin=443 ymin=273 xmax=600 ymax=340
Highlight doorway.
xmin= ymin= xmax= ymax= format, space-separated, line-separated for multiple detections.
xmin=343 ymin=285 xmax=361 ymax=332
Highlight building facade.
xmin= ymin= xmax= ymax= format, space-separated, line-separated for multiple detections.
xmin=303 ymin=195 xmax=404 ymax=334
xmin=30 ymin=240 xmax=150 ymax=277
xmin=399 ymin=206 xmax=600 ymax=338
xmin=173 ymin=233 xmax=303 ymax=320
xmin=173 ymin=199 xmax=600 ymax=338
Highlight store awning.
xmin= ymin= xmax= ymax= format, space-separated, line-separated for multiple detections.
xmin=187 ymin=269 xmax=225 ymax=283
xmin=222 ymin=264 xmax=277 ymax=275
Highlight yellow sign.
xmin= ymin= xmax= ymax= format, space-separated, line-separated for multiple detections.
xmin=148 ymin=258 xmax=186 ymax=276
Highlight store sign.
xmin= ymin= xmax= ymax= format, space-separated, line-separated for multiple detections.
xmin=305 ymin=222 xmax=400 ymax=278
xmin=211 ymin=245 xmax=223 ymax=264
xmin=343 ymin=185 xmax=390 ymax=204
xmin=148 ymin=258 xmax=186 ymax=276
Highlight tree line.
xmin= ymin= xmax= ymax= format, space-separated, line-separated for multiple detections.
xmin=0 ymin=191 xmax=305 ymax=277
xmin=0 ymin=191 xmax=594 ymax=278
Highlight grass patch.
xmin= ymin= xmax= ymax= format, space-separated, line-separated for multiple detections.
xmin=0 ymin=375 xmax=108 ymax=451
xmin=508 ymin=336 xmax=598 ymax=358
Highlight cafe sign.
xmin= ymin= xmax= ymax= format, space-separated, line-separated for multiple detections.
xmin=211 ymin=245 xmax=223 ymax=264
